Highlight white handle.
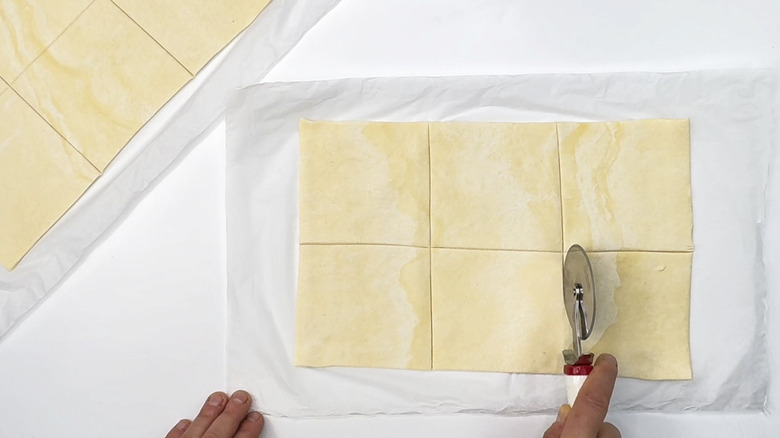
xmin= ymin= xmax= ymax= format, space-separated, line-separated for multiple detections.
xmin=565 ymin=374 xmax=587 ymax=406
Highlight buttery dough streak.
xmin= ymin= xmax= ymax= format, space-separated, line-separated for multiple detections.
xmin=299 ymin=120 xmax=429 ymax=247
xmin=429 ymin=122 xmax=562 ymax=251
xmin=571 ymin=124 xmax=624 ymax=249
xmin=295 ymin=245 xmax=432 ymax=370
xmin=559 ymin=119 xmax=693 ymax=252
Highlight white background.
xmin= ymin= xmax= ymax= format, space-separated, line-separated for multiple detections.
xmin=1 ymin=0 xmax=779 ymax=436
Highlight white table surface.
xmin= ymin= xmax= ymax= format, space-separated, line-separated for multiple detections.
xmin=1 ymin=1 xmax=779 ymax=436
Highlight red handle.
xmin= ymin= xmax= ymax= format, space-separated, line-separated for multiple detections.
xmin=564 ymin=353 xmax=594 ymax=376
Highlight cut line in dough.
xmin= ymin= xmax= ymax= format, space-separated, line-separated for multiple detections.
xmin=295 ymin=119 xmax=693 ymax=380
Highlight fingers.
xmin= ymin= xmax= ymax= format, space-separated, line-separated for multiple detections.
xmin=558 ymin=404 xmax=571 ymax=422
xmin=182 ymin=392 xmax=228 ymax=438
xmin=234 ymin=411 xmax=265 ymax=438
xmin=202 ymin=390 xmax=254 ymax=438
xmin=561 ymin=354 xmax=618 ymax=438
xmin=542 ymin=405 xmax=571 ymax=438
xmin=543 ymin=421 xmax=565 ymax=438
xmin=173 ymin=390 xmax=264 ymax=438
xmin=165 ymin=419 xmax=191 ymax=438
xmin=597 ymin=423 xmax=621 ymax=438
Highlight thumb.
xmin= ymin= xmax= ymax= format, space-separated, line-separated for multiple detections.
xmin=542 ymin=405 xmax=571 ymax=438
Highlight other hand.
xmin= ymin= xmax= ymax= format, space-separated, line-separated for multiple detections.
xmin=543 ymin=354 xmax=620 ymax=438
xmin=166 ymin=390 xmax=264 ymax=438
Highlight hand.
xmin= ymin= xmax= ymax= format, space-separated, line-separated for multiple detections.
xmin=543 ymin=354 xmax=620 ymax=438
xmin=166 ymin=390 xmax=264 ymax=438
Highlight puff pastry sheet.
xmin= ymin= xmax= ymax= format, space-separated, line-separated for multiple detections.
xmin=0 ymin=0 xmax=271 ymax=270
xmin=295 ymin=119 xmax=693 ymax=380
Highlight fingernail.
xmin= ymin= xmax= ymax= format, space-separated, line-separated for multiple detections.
xmin=556 ymin=404 xmax=571 ymax=423
xmin=207 ymin=393 xmax=224 ymax=406
xmin=230 ymin=391 xmax=248 ymax=404
xmin=248 ymin=411 xmax=262 ymax=422
xmin=598 ymin=354 xmax=618 ymax=368
xmin=175 ymin=420 xmax=190 ymax=431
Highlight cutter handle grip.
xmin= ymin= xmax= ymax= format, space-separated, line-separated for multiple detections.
xmin=565 ymin=374 xmax=588 ymax=405
xmin=563 ymin=353 xmax=594 ymax=406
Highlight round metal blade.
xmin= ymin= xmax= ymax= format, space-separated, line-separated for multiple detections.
xmin=563 ymin=244 xmax=596 ymax=340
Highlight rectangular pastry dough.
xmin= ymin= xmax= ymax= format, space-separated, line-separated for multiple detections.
xmin=295 ymin=119 xmax=693 ymax=380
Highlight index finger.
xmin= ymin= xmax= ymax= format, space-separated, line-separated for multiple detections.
xmin=561 ymin=354 xmax=618 ymax=438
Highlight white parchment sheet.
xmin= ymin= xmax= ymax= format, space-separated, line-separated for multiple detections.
xmin=226 ymin=71 xmax=775 ymax=416
xmin=0 ymin=0 xmax=340 ymax=339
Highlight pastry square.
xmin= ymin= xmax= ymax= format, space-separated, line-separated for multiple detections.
xmin=13 ymin=0 xmax=191 ymax=170
xmin=113 ymin=0 xmax=271 ymax=73
xmin=431 ymin=248 xmax=569 ymax=373
xmin=299 ymin=120 xmax=430 ymax=247
xmin=295 ymin=245 xmax=432 ymax=370
xmin=429 ymin=122 xmax=562 ymax=251
xmin=558 ymin=119 xmax=692 ymax=251
xmin=0 ymin=90 xmax=100 ymax=270
xmin=0 ymin=0 xmax=92 ymax=82
xmin=586 ymin=251 xmax=692 ymax=380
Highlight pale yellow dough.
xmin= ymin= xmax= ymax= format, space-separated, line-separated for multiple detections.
xmin=430 ymin=122 xmax=561 ymax=251
xmin=0 ymin=0 xmax=92 ymax=82
xmin=0 ymin=90 xmax=100 ymax=270
xmin=558 ymin=119 xmax=692 ymax=251
xmin=13 ymin=0 xmax=192 ymax=171
xmin=431 ymin=249 xmax=569 ymax=373
xmin=113 ymin=0 xmax=271 ymax=74
xmin=0 ymin=0 xmax=274 ymax=269
xmin=299 ymin=120 xmax=430 ymax=247
xmin=295 ymin=120 xmax=693 ymax=380
xmin=295 ymin=245 xmax=432 ymax=370
xmin=587 ymin=252 xmax=693 ymax=380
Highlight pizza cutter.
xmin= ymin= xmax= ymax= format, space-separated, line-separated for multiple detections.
xmin=562 ymin=244 xmax=596 ymax=405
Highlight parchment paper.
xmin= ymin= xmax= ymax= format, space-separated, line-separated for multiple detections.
xmin=225 ymin=71 xmax=775 ymax=416
xmin=0 ymin=0 xmax=340 ymax=340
